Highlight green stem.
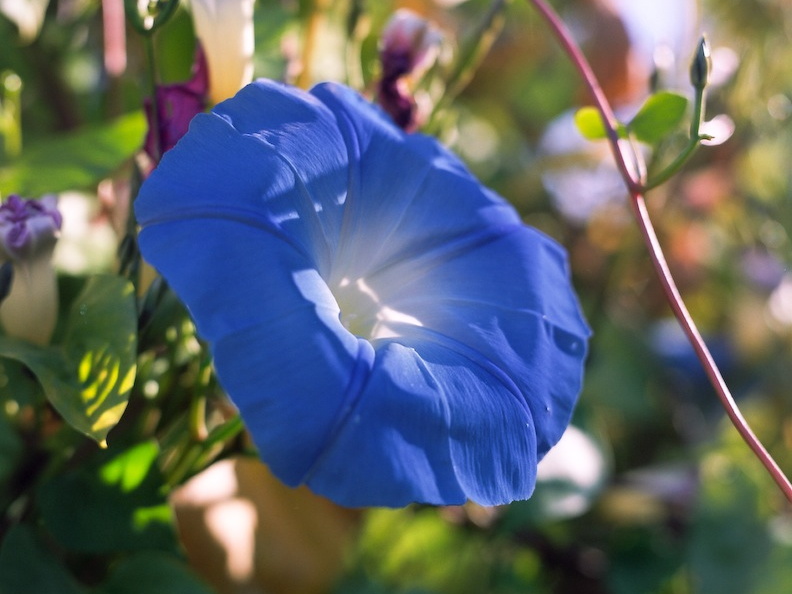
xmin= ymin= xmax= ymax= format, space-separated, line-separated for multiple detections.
xmin=527 ymin=0 xmax=792 ymax=504
xmin=143 ymin=34 xmax=162 ymax=163
xmin=644 ymin=86 xmax=707 ymax=190
xmin=344 ymin=0 xmax=365 ymax=90
xmin=1 ymin=72 xmax=22 ymax=158
xmin=428 ymin=0 xmax=509 ymax=127
xmin=164 ymin=415 xmax=245 ymax=488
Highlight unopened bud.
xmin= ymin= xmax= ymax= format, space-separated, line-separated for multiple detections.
xmin=690 ymin=36 xmax=711 ymax=90
xmin=190 ymin=0 xmax=255 ymax=105
xmin=144 ymin=44 xmax=209 ymax=165
xmin=377 ymin=10 xmax=442 ymax=131
xmin=380 ymin=9 xmax=442 ymax=81
xmin=124 ymin=0 xmax=179 ymax=34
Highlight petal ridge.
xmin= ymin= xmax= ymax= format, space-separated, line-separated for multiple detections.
xmin=300 ymin=337 xmax=375 ymax=483
xmin=140 ymin=205 xmax=310 ymax=261
xmin=382 ymin=323 xmax=531 ymax=420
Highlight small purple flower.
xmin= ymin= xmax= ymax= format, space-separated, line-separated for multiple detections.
xmin=0 ymin=194 xmax=62 ymax=261
xmin=144 ymin=45 xmax=209 ymax=164
xmin=0 ymin=194 xmax=62 ymax=345
xmin=378 ymin=10 xmax=442 ymax=131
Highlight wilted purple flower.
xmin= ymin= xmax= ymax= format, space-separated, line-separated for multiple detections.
xmin=0 ymin=194 xmax=61 ymax=261
xmin=0 ymin=194 xmax=62 ymax=344
xmin=380 ymin=9 xmax=442 ymax=80
xmin=378 ymin=9 xmax=442 ymax=131
xmin=144 ymin=45 xmax=209 ymax=164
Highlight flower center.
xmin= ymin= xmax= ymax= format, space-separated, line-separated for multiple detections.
xmin=333 ymin=276 xmax=422 ymax=341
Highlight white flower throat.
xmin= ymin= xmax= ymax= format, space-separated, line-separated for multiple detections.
xmin=333 ymin=276 xmax=422 ymax=341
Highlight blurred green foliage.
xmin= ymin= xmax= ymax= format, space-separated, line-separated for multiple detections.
xmin=0 ymin=0 xmax=791 ymax=593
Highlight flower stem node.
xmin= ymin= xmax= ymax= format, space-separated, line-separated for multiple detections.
xmin=124 ymin=0 xmax=179 ymax=35
xmin=0 ymin=194 xmax=62 ymax=345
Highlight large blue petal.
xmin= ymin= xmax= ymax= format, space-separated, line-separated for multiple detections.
xmin=135 ymin=79 xmax=590 ymax=507
xmin=309 ymin=83 xmax=520 ymax=285
xmin=306 ymin=334 xmax=538 ymax=507
xmin=309 ymin=82 xmax=588 ymax=456
xmin=138 ymin=218 xmax=360 ymax=482
xmin=137 ymin=80 xmax=349 ymax=277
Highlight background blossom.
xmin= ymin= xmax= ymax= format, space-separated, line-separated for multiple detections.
xmin=0 ymin=194 xmax=61 ymax=344
xmin=135 ymin=80 xmax=590 ymax=507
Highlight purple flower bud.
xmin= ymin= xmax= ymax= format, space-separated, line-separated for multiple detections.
xmin=380 ymin=9 xmax=442 ymax=80
xmin=377 ymin=9 xmax=442 ymax=132
xmin=144 ymin=44 xmax=210 ymax=164
xmin=0 ymin=194 xmax=62 ymax=261
xmin=0 ymin=194 xmax=62 ymax=345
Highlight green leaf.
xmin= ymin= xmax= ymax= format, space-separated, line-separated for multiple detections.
xmin=60 ymin=275 xmax=137 ymax=445
xmin=98 ymin=552 xmax=217 ymax=594
xmin=688 ymin=446 xmax=776 ymax=594
xmin=0 ymin=400 xmax=23 ymax=487
xmin=0 ymin=275 xmax=136 ymax=445
xmin=0 ymin=524 xmax=86 ymax=594
xmin=0 ymin=111 xmax=145 ymax=196
xmin=38 ymin=441 xmax=179 ymax=554
xmin=628 ymin=91 xmax=689 ymax=145
xmin=573 ymin=106 xmax=608 ymax=140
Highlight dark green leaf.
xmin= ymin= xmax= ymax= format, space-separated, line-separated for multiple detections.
xmin=38 ymin=441 xmax=178 ymax=554
xmin=688 ymin=451 xmax=773 ymax=594
xmin=0 ymin=524 xmax=85 ymax=594
xmin=628 ymin=91 xmax=689 ymax=145
xmin=0 ymin=112 xmax=145 ymax=196
xmin=607 ymin=526 xmax=684 ymax=594
xmin=0 ymin=402 xmax=23 ymax=487
xmin=98 ymin=552 xmax=217 ymax=594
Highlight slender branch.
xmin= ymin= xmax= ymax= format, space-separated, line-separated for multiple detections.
xmin=527 ymin=0 xmax=642 ymax=195
xmin=527 ymin=0 xmax=792 ymax=503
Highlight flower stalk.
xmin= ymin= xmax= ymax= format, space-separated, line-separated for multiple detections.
xmin=527 ymin=0 xmax=792 ymax=503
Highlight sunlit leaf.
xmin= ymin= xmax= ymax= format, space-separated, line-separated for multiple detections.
xmin=100 ymin=440 xmax=159 ymax=493
xmin=574 ymin=106 xmax=608 ymax=140
xmin=38 ymin=441 xmax=178 ymax=554
xmin=628 ymin=91 xmax=689 ymax=145
xmin=351 ymin=508 xmax=499 ymax=594
xmin=0 ymin=275 xmax=136 ymax=444
xmin=0 ymin=111 xmax=145 ymax=196
xmin=60 ymin=275 xmax=137 ymax=445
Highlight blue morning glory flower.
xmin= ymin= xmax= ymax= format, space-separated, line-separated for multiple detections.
xmin=135 ymin=79 xmax=590 ymax=508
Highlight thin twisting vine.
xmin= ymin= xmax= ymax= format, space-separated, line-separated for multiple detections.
xmin=528 ymin=0 xmax=792 ymax=504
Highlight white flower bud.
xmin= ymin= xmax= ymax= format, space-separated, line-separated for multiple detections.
xmin=189 ymin=0 xmax=255 ymax=105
